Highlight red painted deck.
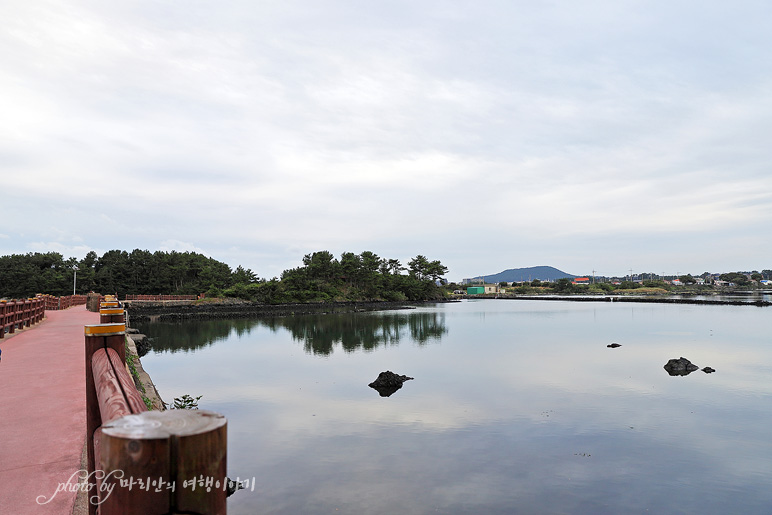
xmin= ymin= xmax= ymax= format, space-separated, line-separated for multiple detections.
xmin=0 ymin=305 xmax=98 ymax=514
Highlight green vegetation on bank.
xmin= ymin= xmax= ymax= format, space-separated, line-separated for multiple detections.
xmin=215 ymin=251 xmax=448 ymax=302
xmin=0 ymin=249 xmax=448 ymax=303
xmin=442 ymin=276 xmax=769 ymax=296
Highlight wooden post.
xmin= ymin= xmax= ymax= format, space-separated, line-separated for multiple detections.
xmin=102 ymin=296 xmax=121 ymax=310
xmin=0 ymin=301 xmax=7 ymax=338
xmin=7 ymin=300 xmax=17 ymax=335
xmin=87 ymin=292 xmax=102 ymax=312
xmin=84 ymin=323 xmax=127 ymax=515
xmin=100 ymin=410 xmax=227 ymax=514
xmin=100 ymin=308 xmax=126 ymax=324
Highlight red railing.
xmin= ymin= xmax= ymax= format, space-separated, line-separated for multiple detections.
xmin=123 ymin=294 xmax=199 ymax=301
xmin=38 ymin=294 xmax=89 ymax=310
xmin=0 ymin=298 xmax=45 ymax=339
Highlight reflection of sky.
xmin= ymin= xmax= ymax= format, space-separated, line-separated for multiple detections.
xmin=139 ymin=300 xmax=772 ymax=514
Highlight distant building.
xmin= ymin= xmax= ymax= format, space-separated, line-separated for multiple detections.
xmin=466 ymin=284 xmax=500 ymax=295
xmin=572 ymin=277 xmax=590 ymax=285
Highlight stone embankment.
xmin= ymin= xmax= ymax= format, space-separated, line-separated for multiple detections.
xmin=125 ymin=331 xmax=165 ymax=409
xmin=125 ymin=299 xmax=452 ymax=323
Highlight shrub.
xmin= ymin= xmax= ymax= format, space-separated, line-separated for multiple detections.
xmin=205 ymin=286 xmax=223 ymax=298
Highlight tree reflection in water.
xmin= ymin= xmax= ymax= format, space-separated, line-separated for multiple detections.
xmin=259 ymin=311 xmax=447 ymax=355
xmin=137 ymin=311 xmax=447 ymax=356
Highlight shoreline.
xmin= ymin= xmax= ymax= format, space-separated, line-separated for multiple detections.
xmin=124 ymin=299 xmax=456 ymax=323
xmin=125 ymin=333 xmax=166 ymax=410
xmin=473 ymin=294 xmax=772 ymax=307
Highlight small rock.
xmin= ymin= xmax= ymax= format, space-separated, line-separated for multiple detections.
xmin=369 ymin=371 xmax=413 ymax=397
xmin=369 ymin=370 xmax=414 ymax=388
xmin=664 ymin=357 xmax=699 ymax=376
xmin=607 ymin=343 xmax=621 ymax=348
xmin=702 ymin=367 xmax=716 ymax=373
xmin=129 ymin=334 xmax=152 ymax=357
xmin=226 ymin=477 xmax=244 ymax=497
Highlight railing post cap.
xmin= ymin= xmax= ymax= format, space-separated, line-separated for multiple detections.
xmin=84 ymin=323 xmax=126 ymax=336
xmin=102 ymin=409 xmax=227 ymax=439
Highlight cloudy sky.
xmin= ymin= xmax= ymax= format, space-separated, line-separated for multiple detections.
xmin=2 ymin=1 xmax=771 ymax=280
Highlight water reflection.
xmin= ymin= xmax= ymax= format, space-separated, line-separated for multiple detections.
xmin=137 ymin=310 xmax=447 ymax=356
xmin=137 ymin=300 xmax=772 ymax=515
xmin=277 ymin=311 xmax=447 ymax=355
xmin=134 ymin=319 xmax=247 ymax=353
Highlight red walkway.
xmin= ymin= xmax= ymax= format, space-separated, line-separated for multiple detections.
xmin=0 ymin=305 xmax=97 ymax=514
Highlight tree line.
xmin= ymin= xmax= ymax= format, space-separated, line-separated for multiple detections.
xmin=0 ymin=249 xmax=449 ymax=303
xmin=219 ymin=250 xmax=448 ymax=303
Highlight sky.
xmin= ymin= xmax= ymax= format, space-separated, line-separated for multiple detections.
xmin=2 ymin=1 xmax=771 ymax=281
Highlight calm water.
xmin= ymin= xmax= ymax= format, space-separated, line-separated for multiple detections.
xmin=136 ymin=299 xmax=772 ymax=515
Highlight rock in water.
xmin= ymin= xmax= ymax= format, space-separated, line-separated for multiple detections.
xmin=607 ymin=343 xmax=621 ymax=348
xmin=226 ymin=477 xmax=244 ymax=497
xmin=702 ymin=367 xmax=716 ymax=373
xmin=663 ymin=357 xmax=699 ymax=376
xmin=129 ymin=334 xmax=152 ymax=357
xmin=368 ymin=371 xmax=414 ymax=397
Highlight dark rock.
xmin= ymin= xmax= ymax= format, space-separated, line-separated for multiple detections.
xmin=607 ymin=343 xmax=621 ymax=348
xmin=664 ymin=357 xmax=699 ymax=376
xmin=226 ymin=477 xmax=244 ymax=497
xmin=702 ymin=367 xmax=716 ymax=373
xmin=369 ymin=371 xmax=414 ymax=397
xmin=129 ymin=333 xmax=152 ymax=357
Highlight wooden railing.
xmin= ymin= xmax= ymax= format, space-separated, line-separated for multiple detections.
xmin=84 ymin=297 xmax=227 ymax=514
xmin=124 ymin=294 xmax=199 ymax=301
xmin=0 ymin=298 xmax=45 ymax=339
xmin=38 ymin=294 xmax=88 ymax=310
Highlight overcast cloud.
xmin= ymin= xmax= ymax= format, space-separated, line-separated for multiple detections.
xmin=2 ymin=1 xmax=771 ymax=280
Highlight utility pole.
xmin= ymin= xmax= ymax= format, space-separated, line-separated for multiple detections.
xmin=592 ymin=270 xmax=596 ymax=284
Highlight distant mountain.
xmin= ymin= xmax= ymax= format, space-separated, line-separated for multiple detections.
xmin=464 ymin=266 xmax=577 ymax=284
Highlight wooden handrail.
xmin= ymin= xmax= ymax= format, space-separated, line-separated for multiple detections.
xmin=0 ymin=298 xmax=45 ymax=338
xmin=92 ymin=347 xmax=147 ymax=423
xmin=37 ymin=294 xmax=88 ymax=311
xmin=84 ymin=300 xmax=227 ymax=514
